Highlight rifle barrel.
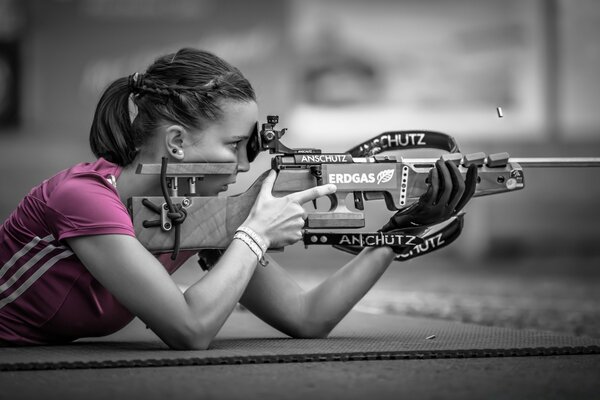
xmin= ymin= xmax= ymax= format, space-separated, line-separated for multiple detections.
xmin=509 ymin=158 xmax=600 ymax=167
xmin=404 ymin=157 xmax=600 ymax=168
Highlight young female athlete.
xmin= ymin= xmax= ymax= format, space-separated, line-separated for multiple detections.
xmin=0 ymin=48 xmax=477 ymax=349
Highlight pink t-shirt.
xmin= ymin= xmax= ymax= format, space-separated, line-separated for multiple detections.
xmin=0 ymin=158 xmax=194 ymax=345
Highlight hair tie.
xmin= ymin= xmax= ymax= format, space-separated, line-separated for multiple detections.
xmin=128 ymin=72 xmax=144 ymax=92
xmin=128 ymin=93 xmax=139 ymax=124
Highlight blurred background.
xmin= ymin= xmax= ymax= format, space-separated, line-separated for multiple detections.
xmin=0 ymin=0 xmax=599 ymax=337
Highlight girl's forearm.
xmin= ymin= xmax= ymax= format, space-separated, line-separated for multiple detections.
xmin=302 ymin=247 xmax=396 ymax=336
xmin=182 ymin=240 xmax=258 ymax=346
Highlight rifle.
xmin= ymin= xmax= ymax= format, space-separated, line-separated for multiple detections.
xmin=129 ymin=116 xmax=600 ymax=260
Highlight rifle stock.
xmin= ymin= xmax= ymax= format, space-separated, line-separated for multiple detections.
xmin=130 ymin=171 xmax=268 ymax=253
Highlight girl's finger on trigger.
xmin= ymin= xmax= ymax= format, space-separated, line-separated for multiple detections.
xmin=289 ymin=183 xmax=337 ymax=205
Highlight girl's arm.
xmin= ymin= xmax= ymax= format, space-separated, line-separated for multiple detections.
xmin=68 ymin=234 xmax=258 ymax=350
xmin=240 ymin=159 xmax=478 ymax=338
xmin=239 ymin=247 xmax=395 ymax=338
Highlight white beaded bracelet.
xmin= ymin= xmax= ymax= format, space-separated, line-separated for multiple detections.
xmin=233 ymin=231 xmax=269 ymax=266
xmin=236 ymin=226 xmax=268 ymax=255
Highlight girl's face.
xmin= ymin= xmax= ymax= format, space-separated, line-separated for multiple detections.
xmin=183 ymin=100 xmax=258 ymax=196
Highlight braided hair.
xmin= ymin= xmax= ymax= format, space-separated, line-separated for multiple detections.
xmin=89 ymin=48 xmax=256 ymax=166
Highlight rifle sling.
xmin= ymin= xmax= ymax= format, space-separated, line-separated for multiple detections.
xmin=332 ymin=214 xmax=464 ymax=262
xmin=346 ymin=130 xmax=460 ymax=157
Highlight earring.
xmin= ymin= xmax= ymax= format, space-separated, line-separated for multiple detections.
xmin=172 ymin=148 xmax=183 ymax=156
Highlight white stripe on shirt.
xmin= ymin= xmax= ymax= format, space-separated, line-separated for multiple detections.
xmin=0 ymin=234 xmax=54 ymax=280
xmin=0 ymin=249 xmax=73 ymax=310
xmin=0 ymin=242 xmax=68 ymax=294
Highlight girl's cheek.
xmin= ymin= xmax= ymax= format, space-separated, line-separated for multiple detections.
xmin=214 ymin=148 xmax=238 ymax=163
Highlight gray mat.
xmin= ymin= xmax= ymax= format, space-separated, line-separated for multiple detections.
xmin=1 ymin=311 xmax=599 ymax=370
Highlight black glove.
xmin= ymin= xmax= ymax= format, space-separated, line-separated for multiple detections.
xmin=381 ymin=158 xmax=477 ymax=231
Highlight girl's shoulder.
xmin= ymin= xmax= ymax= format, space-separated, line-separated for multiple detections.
xmin=34 ymin=158 xmax=134 ymax=241
xmin=42 ymin=158 xmax=121 ymax=198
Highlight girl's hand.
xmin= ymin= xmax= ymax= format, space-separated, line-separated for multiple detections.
xmin=381 ymin=158 xmax=478 ymax=231
xmin=243 ymin=170 xmax=337 ymax=248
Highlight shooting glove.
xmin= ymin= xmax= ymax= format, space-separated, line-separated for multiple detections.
xmin=381 ymin=158 xmax=477 ymax=231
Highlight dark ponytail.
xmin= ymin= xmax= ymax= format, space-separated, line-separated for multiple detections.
xmin=89 ymin=48 xmax=256 ymax=166
xmin=89 ymin=77 xmax=139 ymax=166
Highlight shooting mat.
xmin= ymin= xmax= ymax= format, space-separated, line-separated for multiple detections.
xmin=1 ymin=310 xmax=598 ymax=371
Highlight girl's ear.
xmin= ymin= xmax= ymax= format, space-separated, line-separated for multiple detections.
xmin=164 ymin=125 xmax=187 ymax=160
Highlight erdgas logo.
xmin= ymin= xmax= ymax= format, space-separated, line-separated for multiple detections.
xmin=376 ymin=169 xmax=395 ymax=184
xmin=328 ymin=169 xmax=395 ymax=185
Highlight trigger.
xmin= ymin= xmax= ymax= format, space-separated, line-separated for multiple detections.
xmin=327 ymin=193 xmax=338 ymax=212
xmin=353 ymin=191 xmax=364 ymax=210
xmin=312 ymin=199 xmax=317 ymax=209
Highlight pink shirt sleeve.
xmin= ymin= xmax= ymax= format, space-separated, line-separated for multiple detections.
xmin=45 ymin=174 xmax=135 ymax=241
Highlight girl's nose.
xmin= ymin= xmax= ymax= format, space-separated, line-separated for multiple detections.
xmin=237 ymin=148 xmax=250 ymax=172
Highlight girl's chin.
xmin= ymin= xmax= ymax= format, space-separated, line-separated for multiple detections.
xmin=217 ymin=183 xmax=230 ymax=193
xmin=209 ymin=185 xmax=229 ymax=196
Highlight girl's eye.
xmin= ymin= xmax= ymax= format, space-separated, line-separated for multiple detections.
xmin=229 ymin=142 xmax=240 ymax=151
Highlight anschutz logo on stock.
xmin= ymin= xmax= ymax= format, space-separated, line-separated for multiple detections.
xmin=297 ymin=154 xmax=350 ymax=163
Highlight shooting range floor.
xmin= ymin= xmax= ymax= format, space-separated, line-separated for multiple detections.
xmin=2 ymin=252 xmax=600 ymax=399
xmin=1 ymin=310 xmax=599 ymax=400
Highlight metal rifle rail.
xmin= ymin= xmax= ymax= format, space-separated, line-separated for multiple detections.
xmin=402 ymin=157 xmax=600 ymax=168
xmin=508 ymin=157 xmax=600 ymax=168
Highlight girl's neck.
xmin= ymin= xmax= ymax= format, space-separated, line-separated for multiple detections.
xmin=116 ymin=160 xmax=163 ymax=206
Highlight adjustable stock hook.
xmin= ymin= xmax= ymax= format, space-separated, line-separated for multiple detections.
xmin=141 ymin=198 xmax=162 ymax=213
xmin=141 ymin=199 xmax=162 ymax=228
xmin=160 ymin=157 xmax=188 ymax=260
